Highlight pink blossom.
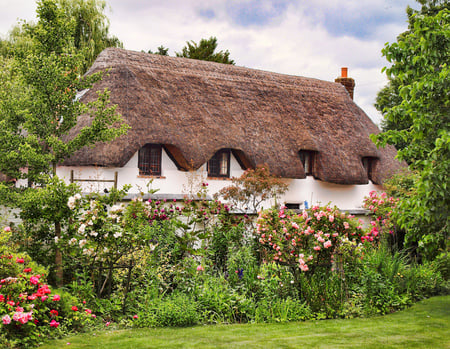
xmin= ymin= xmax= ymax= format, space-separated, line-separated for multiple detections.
xmin=52 ymin=295 xmax=60 ymax=301
xmin=133 ymin=315 xmax=138 ymax=319
xmin=324 ymin=241 xmax=332 ymax=249
xmin=343 ymin=222 xmax=350 ymax=229
xmin=2 ymin=315 xmax=11 ymax=325
xmin=30 ymin=276 xmax=40 ymax=285
xmin=328 ymin=215 xmax=334 ymax=222
xmin=16 ymin=258 xmax=24 ymax=264
xmin=4 ymin=226 xmax=11 ymax=232
xmin=50 ymin=319 xmax=60 ymax=328
xmin=299 ymin=264 xmax=309 ymax=271
xmin=313 ymin=246 xmax=321 ymax=251
xmin=196 ymin=265 xmax=204 ymax=272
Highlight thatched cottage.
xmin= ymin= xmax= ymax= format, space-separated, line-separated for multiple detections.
xmin=57 ymin=48 xmax=402 ymax=212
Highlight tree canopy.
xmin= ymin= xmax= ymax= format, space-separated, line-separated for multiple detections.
xmin=0 ymin=0 xmax=122 ymax=72
xmin=372 ymin=4 xmax=449 ymax=259
xmin=175 ymin=37 xmax=235 ymax=64
xmin=0 ymin=0 xmax=128 ymax=186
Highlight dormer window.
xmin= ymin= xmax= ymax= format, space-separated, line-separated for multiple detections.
xmin=138 ymin=144 xmax=162 ymax=176
xmin=208 ymin=149 xmax=230 ymax=178
xmin=299 ymin=150 xmax=316 ymax=176
xmin=362 ymin=156 xmax=377 ymax=182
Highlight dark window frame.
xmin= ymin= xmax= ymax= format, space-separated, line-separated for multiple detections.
xmin=299 ymin=150 xmax=316 ymax=176
xmin=138 ymin=144 xmax=162 ymax=176
xmin=207 ymin=149 xmax=231 ymax=178
xmin=362 ymin=156 xmax=377 ymax=182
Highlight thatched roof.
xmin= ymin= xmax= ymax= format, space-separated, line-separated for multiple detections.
xmin=64 ymin=48 xmax=403 ymax=185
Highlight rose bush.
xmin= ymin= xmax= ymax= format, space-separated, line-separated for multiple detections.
xmin=256 ymin=205 xmax=366 ymax=273
xmin=0 ymin=226 xmax=98 ymax=348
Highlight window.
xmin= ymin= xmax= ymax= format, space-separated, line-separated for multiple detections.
xmin=362 ymin=157 xmax=377 ymax=182
xmin=208 ymin=149 xmax=230 ymax=177
xmin=299 ymin=150 xmax=316 ymax=176
xmin=138 ymin=144 xmax=162 ymax=176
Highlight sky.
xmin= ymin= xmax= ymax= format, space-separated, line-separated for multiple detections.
xmin=0 ymin=0 xmax=419 ymax=125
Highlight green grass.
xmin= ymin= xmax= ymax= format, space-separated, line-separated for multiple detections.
xmin=41 ymin=296 xmax=450 ymax=349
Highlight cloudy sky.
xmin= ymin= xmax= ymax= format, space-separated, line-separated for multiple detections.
xmin=1 ymin=0 xmax=418 ymax=125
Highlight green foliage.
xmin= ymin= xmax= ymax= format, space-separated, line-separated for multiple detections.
xmin=0 ymin=226 xmax=98 ymax=348
xmin=372 ymin=7 xmax=450 ymax=260
xmin=148 ymin=45 xmax=169 ymax=56
xmin=134 ymin=293 xmax=199 ymax=327
xmin=0 ymin=0 xmax=128 ymax=185
xmin=176 ymin=36 xmax=235 ymax=64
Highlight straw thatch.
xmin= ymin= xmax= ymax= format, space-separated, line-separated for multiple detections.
xmin=64 ymin=48 xmax=403 ymax=185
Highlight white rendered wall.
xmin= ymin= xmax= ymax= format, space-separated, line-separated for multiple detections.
xmin=57 ymin=149 xmax=381 ymax=211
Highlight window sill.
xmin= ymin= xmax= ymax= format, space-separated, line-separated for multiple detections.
xmin=207 ymin=176 xmax=231 ymax=180
xmin=137 ymin=175 xmax=166 ymax=179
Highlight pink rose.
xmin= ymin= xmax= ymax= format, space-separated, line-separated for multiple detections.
xmin=30 ymin=276 xmax=39 ymax=285
xmin=2 ymin=315 xmax=11 ymax=324
xmin=50 ymin=319 xmax=60 ymax=328
xmin=52 ymin=295 xmax=60 ymax=301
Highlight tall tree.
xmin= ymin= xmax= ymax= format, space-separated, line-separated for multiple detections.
xmin=372 ymin=6 xmax=449 ymax=260
xmin=375 ymin=0 xmax=450 ymax=152
xmin=0 ymin=0 xmax=128 ymax=284
xmin=176 ymin=36 xmax=235 ymax=64
xmin=1 ymin=0 xmax=122 ymax=72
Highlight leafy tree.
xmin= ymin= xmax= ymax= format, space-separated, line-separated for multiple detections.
xmin=1 ymin=0 xmax=122 ymax=72
xmin=0 ymin=0 xmax=128 ymax=284
xmin=148 ymin=45 xmax=169 ymax=56
xmin=375 ymin=0 xmax=450 ymax=152
xmin=372 ymin=7 xmax=449 ymax=260
xmin=176 ymin=36 xmax=235 ymax=64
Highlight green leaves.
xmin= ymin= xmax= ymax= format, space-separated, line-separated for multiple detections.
xmin=176 ymin=37 xmax=235 ymax=65
xmin=374 ymin=7 xmax=450 ymax=260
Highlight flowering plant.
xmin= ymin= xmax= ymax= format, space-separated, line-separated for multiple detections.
xmin=0 ymin=226 xmax=98 ymax=348
xmin=256 ymin=205 xmax=365 ymax=272
xmin=362 ymin=191 xmax=399 ymax=243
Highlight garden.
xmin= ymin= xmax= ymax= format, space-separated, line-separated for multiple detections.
xmin=1 ymin=167 xmax=448 ymax=348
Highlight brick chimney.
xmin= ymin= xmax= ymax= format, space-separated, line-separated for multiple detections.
xmin=335 ymin=67 xmax=355 ymax=99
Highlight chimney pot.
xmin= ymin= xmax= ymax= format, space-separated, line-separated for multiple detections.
xmin=335 ymin=67 xmax=355 ymax=99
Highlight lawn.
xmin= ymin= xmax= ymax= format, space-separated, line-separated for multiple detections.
xmin=41 ymin=295 xmax=449 ymax=349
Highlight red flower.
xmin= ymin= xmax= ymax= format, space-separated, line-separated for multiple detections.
xmin=50 ymin=309 xmax=58 ymax=317
xmin=23 ymin=268 xmax=32 ymax=273
xmin=71 ymin=306 xmax=78 ymax=311
xmin=16 ymin=258 xmax=24 ymax=264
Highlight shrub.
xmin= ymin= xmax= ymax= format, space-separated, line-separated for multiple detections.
xmin=0 ymin=226 xmax=98 ymax=348
xmin=256 ymin=205 xmax=365 ymax=275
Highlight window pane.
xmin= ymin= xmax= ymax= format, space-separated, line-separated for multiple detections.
xmin=139 ymin=144 xmax=161 ymax=175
